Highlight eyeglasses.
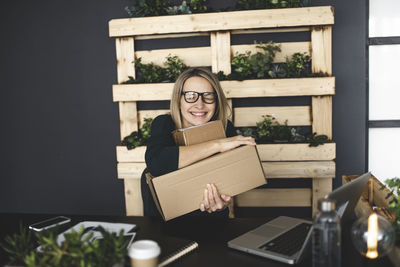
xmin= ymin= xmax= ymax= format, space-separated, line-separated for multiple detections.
xmin=181 ymin=91 xmax=217 ymax=104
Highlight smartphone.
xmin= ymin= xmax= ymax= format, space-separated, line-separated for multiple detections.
xmin=29 ymin=216 xmax=71 ymax=231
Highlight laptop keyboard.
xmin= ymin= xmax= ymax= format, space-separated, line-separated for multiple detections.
xmin=258 ymin=223 xmax=312 ymax=256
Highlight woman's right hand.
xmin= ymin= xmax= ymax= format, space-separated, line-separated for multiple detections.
xmin=215 ymin=135 xmax=256 ymax=153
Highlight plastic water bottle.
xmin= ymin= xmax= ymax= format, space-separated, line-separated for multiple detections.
xmin=312 ymin=198 xmax=341 ymax=267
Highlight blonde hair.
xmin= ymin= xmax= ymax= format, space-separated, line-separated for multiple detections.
xmin=170 ymin=67 xmax=231 ymax=129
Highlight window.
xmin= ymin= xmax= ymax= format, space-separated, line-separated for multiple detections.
xmin=368 ymin=0 xmax=400 ymax=182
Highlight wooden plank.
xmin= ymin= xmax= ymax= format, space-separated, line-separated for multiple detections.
xmin=113 ymin=77 xmax=335 ymax=101
xmin=109 ymin=7 xmax=334 ymax=37
xmin=234 ymin=106 xmax=311 ymax=127
xmin=119 ymin=102 xmax=138 ymax=138
xmin=263 ymin=161 xmax=335 ymax=178
xmin=136 ymin=46 xmax=211 ymax=67
xmin=135 ymin=32 xmax=209 ymax=40
xmin=138 ymin=110 xmax=169 ymax=128
xmin=227 ymin=99 xmax=233 ymax=121
xmin=124 ymin=179 xmax=144 ymax=216
xmin=312 ymin=178 xmax=332 ymax=216
xmin=232 ymin=42 xmax=310 ymax=63
xmin=257 ymin=143 xmax=336 ymax=161
xmin=232 ymin=27 xmax=311 ymax=35
xmin=312 ymin=96 xmax=332 ymax=138
xmin=235 ymin=188 xmax=311 ymax=207
xmin=117 ymin=163 xmax=146 ymax=179
xmin=211 ymin=31 xmax=231 ymax=74
xmin=223 ymin=77 xmax=335 ymax=98
xmin=311 ymin=26 xmax=332 ymax=75
xmin=116 ymin=146 xmax=146 ymax=163
xmin=113 ymin=83 xmax=173 ymax=102
xmin=115 ymin=37 xmax=135 ymax=83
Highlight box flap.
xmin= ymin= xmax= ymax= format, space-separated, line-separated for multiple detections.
xmin=145 ymin=172 xmax=166 ymax=221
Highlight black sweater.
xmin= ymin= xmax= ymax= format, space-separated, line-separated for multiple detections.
xmin=141 ymin=114 xmax=236 ymax=218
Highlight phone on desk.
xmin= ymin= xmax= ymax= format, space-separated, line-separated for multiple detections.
xmin=29 ymin=216 xmax=71 ymax=231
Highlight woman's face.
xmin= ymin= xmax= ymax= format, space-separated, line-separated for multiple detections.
xmin=180 ymin=76 xmax=217 ymax=128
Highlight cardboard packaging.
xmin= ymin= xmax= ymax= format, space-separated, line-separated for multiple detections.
xmin=146 ymin=145 xmax=266 ymax=221
xmin=172 ymin=120 xmax=226 ymax=146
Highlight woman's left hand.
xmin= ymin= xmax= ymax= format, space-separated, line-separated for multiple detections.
xmin=199 ymin=183 xmax=231 ymax=213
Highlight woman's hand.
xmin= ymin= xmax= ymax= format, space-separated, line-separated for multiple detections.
xmin=216 ymin=135 xmax=256 ymax=153
xmin=199 ymin=183 xmax=232 ymax=213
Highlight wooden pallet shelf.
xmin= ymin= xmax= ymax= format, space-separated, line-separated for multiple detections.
xmin=113 ymin=77 xmax=335 ymax=101
xmin=109 ymin=6 xmax=335 ymax=217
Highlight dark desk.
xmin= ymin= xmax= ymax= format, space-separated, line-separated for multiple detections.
xmin=0 ymin=214 xmax=394 ymax=267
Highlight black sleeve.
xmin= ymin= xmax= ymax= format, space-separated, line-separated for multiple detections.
xmin=145 ymin=115 xmax=179 ymax=177
xmin=226 ymin=120 xmax=236 ymax=137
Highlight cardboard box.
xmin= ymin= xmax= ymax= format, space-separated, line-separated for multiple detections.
xmin=172 ymin=120 xmax=225 ymax=146
xmin=146 ymin=145 xmax=266 ymax=221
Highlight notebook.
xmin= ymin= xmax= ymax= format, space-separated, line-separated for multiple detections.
xmin=228 ymin=172 xmax=371 ymax=264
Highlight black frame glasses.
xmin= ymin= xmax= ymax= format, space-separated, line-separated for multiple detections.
xmin=181 ymin=91 xmax=217 ymax=104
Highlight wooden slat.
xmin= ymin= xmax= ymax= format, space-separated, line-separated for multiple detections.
xmin=236 ymin=188 xmax=311 ymax=207
xmin=138 ymin=110 xmax=170 ymax=128
xmin=117 ymin=163 xmax=146 ymax=179
xmin=263 ymin=161 xmax=335 ymax=178
xmin=116 ymin=144 xmax=336 ymax=163
xmin=133 ymin=42 xmax=309 ymax=68
xmin=109 ymin=7 xmax=334 ymax=37
xmin=223 ymin=77 xmax=335 ymax=98
xmin=135 ymin=32 xmax=209 ymax=40
xmin=234 ymin=106 xmax=311 ymax=127
xmin=257 ymin=143 xmax=336 ymax=161
xmin=115 ymin=37 xmax=135 ymax=83
xmin=231 ymin=42 xmax=310 ymax=63
xmin=311 ymin=26 xmax=332 ymax=75
xmin=136 ymin=47 xmax=211 ymax=67
xmin=312 ymin=178 xmax=332 ymax=216
xmin=211 ymin=31 xmax=231 ymax=74
xmin=135 ymin=27 xmax=311 ymax=40
xmin=119 ymin=102 xmax=138 ymax=137
xmin=113 ymin=77 xmax=335 ymax=101
xmin=113 ymin=83 xmax=173 ymax=101
xmin=232 ymin=27 xmax=311 ymax=35
xmin=116 ymin=146 xmax=146 ymax=163
xmin=312 ymin=96 xmax=332 ymax=138
xmin=124 ymin=179 xmax=144 ymax=216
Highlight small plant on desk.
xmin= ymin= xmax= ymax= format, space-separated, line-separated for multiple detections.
xmin=1 ymin=226 xmax=129 ymax=267
xmin=384 ymin=177 xmax=400 ymax=245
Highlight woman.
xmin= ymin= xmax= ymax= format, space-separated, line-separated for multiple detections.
xmin=141 ymin=67 xmax=255 ymax=217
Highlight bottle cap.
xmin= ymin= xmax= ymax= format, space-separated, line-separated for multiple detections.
xmin=318 ymin=198 xmax=336 ymax=212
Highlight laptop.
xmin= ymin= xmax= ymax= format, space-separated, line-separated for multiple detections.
xmin=228 ymin=172 xmax=371 ymax=264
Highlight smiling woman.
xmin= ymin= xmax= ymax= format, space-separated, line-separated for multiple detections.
xmin=141 ymin=67 xmax=256 ymax=218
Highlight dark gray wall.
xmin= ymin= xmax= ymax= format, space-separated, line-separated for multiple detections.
xmin=0 ymin=0 xmax=366 ymax=216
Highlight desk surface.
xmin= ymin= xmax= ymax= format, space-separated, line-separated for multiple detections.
xmin=0 ymin=213 xmax=394 ymax=267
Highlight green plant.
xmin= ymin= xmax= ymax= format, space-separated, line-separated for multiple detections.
xmin=255 ymin=115 xmax=291 ymax=142
xmin=125 ymin=0 xmax=169 ymax=17
xmin=384 ymin=177 xmax=400 ymax=244
xmin=305 ymin=132 xmax=329 ymax=147
xmin=249 ymin=42 xmax=281 ymax=78
xmin=165 ymin=55 xmax=188 ymax=81
xmin=285 ymin=52 xmax=311 ymax=77
xmin=0 ymin=224 xmax=35 ymax=265
xmin=167 ymin=1 xmax=191 ymax=15
xmin=231 ymin=51 xmax=252 ymax=80
xmin=121 ymin=117 xmax=153 ymax=150
xmin=268 ymin=63 xmax=287 ymax=78
xmin=187 ymin=0 xmax=208 ymax=13
xmin=122 ymin=56 xmax=187 ymax=84
xmin=236 ymin=0 xmax=304 ymax=10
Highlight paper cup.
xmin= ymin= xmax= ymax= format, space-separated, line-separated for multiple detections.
xmin=129 ymin=240 xmax=161 ymax=267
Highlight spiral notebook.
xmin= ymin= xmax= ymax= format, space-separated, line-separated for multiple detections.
xmin=158 ymin=236 xmax=198 ymax=267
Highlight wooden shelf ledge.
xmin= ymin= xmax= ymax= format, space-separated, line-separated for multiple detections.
xmin=113 ymin=77 xmax=335 ymax=102
xmin=109 ymin=6 xmax=334 ymax=37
